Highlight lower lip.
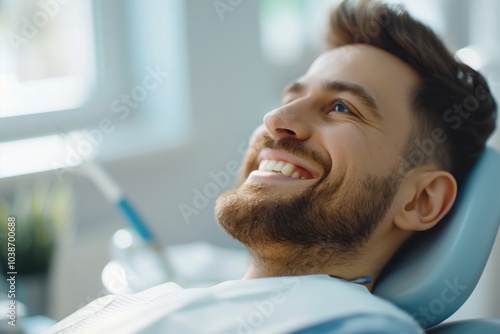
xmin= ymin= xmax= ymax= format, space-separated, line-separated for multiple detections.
xmin=247 ymin=170 xmax=305 ymax=182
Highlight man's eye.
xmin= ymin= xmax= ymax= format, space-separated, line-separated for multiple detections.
xmin=329 ymin=98 xmax=351 ymax=113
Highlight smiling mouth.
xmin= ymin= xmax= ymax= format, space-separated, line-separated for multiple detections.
xmin=257 ymin=159 xmax=314 ymax=180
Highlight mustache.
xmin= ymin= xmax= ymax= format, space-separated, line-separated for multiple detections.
xmin=252 ymin=134 xmax=332 ymax=177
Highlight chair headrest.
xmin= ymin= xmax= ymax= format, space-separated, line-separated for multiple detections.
xmin=374 ymin=147 xmax=500 ymax=329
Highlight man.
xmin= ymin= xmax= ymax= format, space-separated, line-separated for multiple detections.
xmin=46 ymin=0 xmax=496 ymax=333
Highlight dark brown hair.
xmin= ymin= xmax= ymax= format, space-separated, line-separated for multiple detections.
xmin=326 ymin=0 xmax=497 ymax=188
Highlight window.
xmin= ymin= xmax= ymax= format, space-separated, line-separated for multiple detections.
xmin=0 ymin=0 xmax=190 ymax=178
xmin=0 ymin=0 xmax=95 ymax=118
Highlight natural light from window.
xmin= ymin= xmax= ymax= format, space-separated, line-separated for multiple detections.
xmin=0 ymin=0 xmax=95 ymax=117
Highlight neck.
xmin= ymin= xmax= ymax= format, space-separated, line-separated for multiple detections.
xmin=243 ymin=244 xmax=377 ymax=291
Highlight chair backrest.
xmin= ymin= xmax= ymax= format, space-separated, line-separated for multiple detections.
xmin=374 ymin=146 xmax=500 ymax=329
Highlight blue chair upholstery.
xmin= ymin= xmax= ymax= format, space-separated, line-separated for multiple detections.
xmin=374 ymin=147 xmax=500 ymax=331
xmin=426 ymin=318 xmax=500 ymax=334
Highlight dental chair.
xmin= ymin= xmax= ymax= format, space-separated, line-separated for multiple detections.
xmin=294 ymin=146 xmax=500 ymax=334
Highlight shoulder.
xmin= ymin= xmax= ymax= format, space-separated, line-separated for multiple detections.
xmin=290 ymin=312 xmax=424 ymax=334
xmin=218 ymin=275 xmax=422 ymax=333
xmin=269 ymin=275 xmax=421 ymax=332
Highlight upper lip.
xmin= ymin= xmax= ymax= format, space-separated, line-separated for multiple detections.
xmin=256 ymin=148 xmax=322 ymax=178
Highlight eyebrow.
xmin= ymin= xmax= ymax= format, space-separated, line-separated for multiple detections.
xmin=283 ymin=80 xmax=382 ymax=120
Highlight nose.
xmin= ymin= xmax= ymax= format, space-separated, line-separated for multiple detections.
xmin=263 ymin=100 xmax=312 ymax=141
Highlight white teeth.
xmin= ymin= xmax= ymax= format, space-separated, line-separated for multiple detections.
xmin=265 ymin=160 xmax=277 ymax=171
xmin=273 ymin=161 xmax=285 ymax=171
xmin=257 ymin=159 xmax=304 ymax=179
xmin=281 ymin=163 xmax=294 ymax=176
xmin=258 ymin=160 xmax=268 ymax=171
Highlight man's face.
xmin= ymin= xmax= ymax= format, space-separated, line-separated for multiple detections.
xmin=216 ymin=45 xmax=420 ymax=258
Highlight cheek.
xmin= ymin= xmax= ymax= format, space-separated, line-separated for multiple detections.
xmin=320 ymin=124 xmax=395 ymax=176
xmin=321 ymin=125 xmax=370 ymax=170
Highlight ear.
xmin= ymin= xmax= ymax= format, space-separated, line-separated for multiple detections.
xmin=394 ymin=170 xmax=457 ymax=231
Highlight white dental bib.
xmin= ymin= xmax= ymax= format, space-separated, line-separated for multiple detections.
xmin=45 ymin=274 xmax=421 ymax=333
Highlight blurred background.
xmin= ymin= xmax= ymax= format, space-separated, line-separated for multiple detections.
xmin=0 ymin=0 xmax=499 ymax=326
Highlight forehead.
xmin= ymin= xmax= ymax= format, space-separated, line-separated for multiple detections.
xmin=307 ymin=44 xmax=419 ymax=98
xmin=307 ymin=44 xmax=419 ymax=84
